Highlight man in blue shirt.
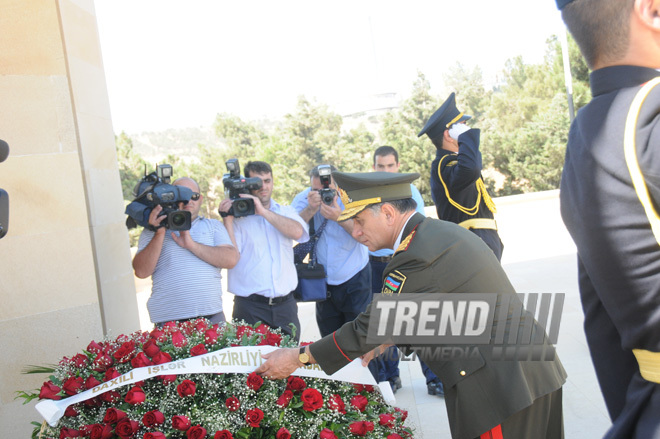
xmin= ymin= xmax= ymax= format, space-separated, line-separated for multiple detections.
xmin=219 ymin=161 xmax=309 ymax=341
xmin=292 ymin=165 xmax=371 ymax=338
xmin=370 ymin=146 xmax=442 ymax=396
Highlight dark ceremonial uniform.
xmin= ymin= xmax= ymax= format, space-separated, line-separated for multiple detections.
xmin=560 ymin=65 xmax=660 ymax=438
xmin=310 ymin=212 xmax=566 ymax=439
xmin=430 ymin=129 xmax=503 ymax=261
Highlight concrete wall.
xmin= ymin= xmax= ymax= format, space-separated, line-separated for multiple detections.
xmin=0 ymin=0 xmax=140 ymax=435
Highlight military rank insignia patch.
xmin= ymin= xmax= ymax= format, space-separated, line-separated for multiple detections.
xmin=382 ymin=270 xmax=406 ymax=295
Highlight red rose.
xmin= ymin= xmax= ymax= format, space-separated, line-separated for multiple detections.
xmin=160 ymin=374 xmax=177 ymax=384
xmin=142 ymin=410 xmax=165 ymax=427
xmin=171 ymin=331 xmax=188 ymax=347
xmin=152 ymin=351 xmax=172 ymax=365
xmin=350 ymin=394 xmax=369 ymax=412
xmin=59 ymin=427 xmax=81 ymax=438
xmin=150 ymin=328 xmax=167 ymax=342
xmin=235 ymin=325 xmax=253 ymax=339
xmin=113 ymin=340 xmax=137 ymax=363
xmin=64 ymin=406 xmax=79 ymax=417
xmin=275 ymin=427 xmax=291 ymax=439
xmin=387 ymin=435 xmax=403 ymax=439
xmin=172 ymin=415 xmax=191 ymax=431
xmin=286 ymin=376 xmax=306 ymax=393
xmin=86 ymin=340 xmax=104 ymax=354
xmin=115 ymin=418 xmax=138 ymax=439
xmin=83 ymin=396 xmax=102 ymax=407
xmin=214 ymin=431 xmax=233 ymax=439
xmin=190 ymin=343 xmax=208 ymax=356
xmin=130 ymin=352 xmax=152 ymax=368
xmin=395 ymin=407 xmax=408 ymax=422
xmin=301 ymin=388 xmax=323 ymax=411
xmin=349 ymin=421 xmax=374 ymax=436
xmin=62 ymin=377 xmax=84 ymax=396
xmin=124 ymin=386 xmax=146 ymax=405
xmin=319 ymin=429 xmax=338 ymax=439
xmin=363 ymin=385 xmax=375 ymax=392
xmin=204 ymin=328 xmax=219 ymax=345
xmin=379 ymin=413 xmax=396 ymax=428
xmin=39 ymin=381 xmax=61 ymax=400
xmin=69 ymin=353 xmax=88 ymax=368
xmin=194 ymin=319 xmax=209 ymax=332
xmin=327 ymin=394 xmax=346 ymax=413
xmin=353 ymin=383 xmax=365 ymax=393
xmin=84 ymin=375 xmax=101 ymax=390
xmin=254 ymin=323 xmax=269 ymax=334
xmin=102 ymin=407 xmax=127 ymax=424
xmin=104 ymin=367 xmax=120 ymax=381
xmin=259 ymin=332 xmax=282 ymax=346
xmin=92 ymin=353 xmax=113 ymax=372
xmin=245 ymin=407 xmax=264 ymax=428
xmin=177 ymin=379 xmax=197 ymax=397
xmin=99 ymin=390 xmax=120 ymax=403
xmin=162 ymin=321 xmax=177 ymax=330
xmin=186 ymin=425 xmax=207 ymax=439
xmin=142 ymin=338 xmax=161 ymax=358
xmin=88 ymin=423 xmax=113 ymax=439
xmin=276 ymin=390 xmax=293 ymax=408
xmin=246 ymin=372 xmax=263 ymax=391
xmin=225 ymin=396 xmax=240 ymax=412
xmin=144 ymin=433 xmax=167 ymax=439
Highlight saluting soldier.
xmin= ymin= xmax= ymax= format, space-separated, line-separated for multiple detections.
xmin=419 ymin=93 xmax=503 ymax=261
xmin=558 ymin=0 xmax=660 ymax=437
xmin=257 ymin=171 xmax=566 ymax=439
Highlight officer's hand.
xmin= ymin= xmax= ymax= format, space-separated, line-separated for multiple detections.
xmin=255 ymin=348 xmax=301 ymax=379
xmin=320 ymin=193 xmax=341 ymax=222
xmin=307 ymin=190 xmax=322 ymax=213
xmin=360 ymin=344 xmax=393 ymax=367
xmin=148 ymin=205 xmax=167 ymax=229
xmin=448 ymin=123 xmax=471 ymax=140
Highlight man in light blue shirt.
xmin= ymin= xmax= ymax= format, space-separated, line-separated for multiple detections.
xmin=219 ymin=161 xmax=309 ymax=341
xmin=292 ymin=165 xmax=371 ymax=338
xmin=370 ymin=146 xmax=442 ymax=396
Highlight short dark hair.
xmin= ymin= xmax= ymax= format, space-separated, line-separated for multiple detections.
xmin=562 ymin=0 xmax=634 ymax=69
xmin=244 ymin=161 xmax=272 ymax=178
xmin=373 ymin=146 xmax=398 ymax=165
xmin=369 ymin=198 xmax=417 ymax=215
xmin=309 ymin=164 xmax=338 ymax=178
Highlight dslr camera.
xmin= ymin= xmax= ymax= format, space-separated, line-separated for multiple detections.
xmin=317 ymin=164 xmax=335 ymax=205
xmin=125 ymin=164 xmax=192 ymax=231
xmin=220 ymin=158 xmax=263 ymax=218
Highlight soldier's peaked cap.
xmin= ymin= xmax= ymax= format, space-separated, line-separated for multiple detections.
xmin=418 ymin=92 xmax=471 ymax=139
xmin=333 ymin=171 xmax=420 ymax=221
xmin=555 ymin=0 xmax=574 ymax=9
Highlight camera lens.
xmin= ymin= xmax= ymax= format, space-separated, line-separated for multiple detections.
xmin=171 ymin=212 xmax=187 ymax=227
xmin=234 ymin=199 xmax=251 ymax=215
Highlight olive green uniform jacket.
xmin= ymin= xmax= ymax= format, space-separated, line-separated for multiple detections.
xmin=310 ymin=213 xmax=567 ymax=439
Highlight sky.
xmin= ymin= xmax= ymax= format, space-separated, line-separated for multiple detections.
xmin=94 ymin=0 xmax=565 ymax=134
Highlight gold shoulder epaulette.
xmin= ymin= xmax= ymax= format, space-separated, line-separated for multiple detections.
xmin=396 ymin=229 xmax=416 ymax=253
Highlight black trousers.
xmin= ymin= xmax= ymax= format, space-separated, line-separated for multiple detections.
xmin=232 ymin=293 xmax=300 ymax=342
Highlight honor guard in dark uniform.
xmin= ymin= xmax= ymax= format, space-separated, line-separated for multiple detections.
xmin=558 ymin=0 xmax=660 ymax=437
xmin=257 ymin=171 xmax=566 ymax=439
xmin=419 ymin=93 xmax=503 ymax=260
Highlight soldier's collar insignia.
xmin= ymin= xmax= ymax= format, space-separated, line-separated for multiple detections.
xmin=382 ymin=270 xmax=406 ymax=295
xmin=396 ymin=229 xmax=416 ymax=253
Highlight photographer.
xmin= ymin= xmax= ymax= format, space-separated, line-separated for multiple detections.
xmin=219 ymin=161 xmax=309 ymax=340
xmin=292 ymin=165 xmax=371 ymax=338
xmin=133 ymin=177 xmax=239 ymax=326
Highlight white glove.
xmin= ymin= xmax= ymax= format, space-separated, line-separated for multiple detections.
xmin=448 ymin=123 xmax=471 ymax=140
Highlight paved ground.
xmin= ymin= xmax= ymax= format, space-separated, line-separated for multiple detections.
xmin=135 ymin=190 xmax=612 ymax=438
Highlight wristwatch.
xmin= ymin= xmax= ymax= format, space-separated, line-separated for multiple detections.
xmin=298 ymin=346 xmax=310 ymax=365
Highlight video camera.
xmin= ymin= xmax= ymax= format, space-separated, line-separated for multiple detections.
xmin=220 ymin=158 xmax=263 ymax=218
xmin=317 ymin=164 xmax=335 ymax=205
xmin=125 ymin=164 xmax=192 ymax=231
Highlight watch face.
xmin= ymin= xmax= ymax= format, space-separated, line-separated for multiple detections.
xmin=299 ymin=352 xmax=310 ymax=364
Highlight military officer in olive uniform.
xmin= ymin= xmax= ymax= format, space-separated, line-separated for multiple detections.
xmin=558 ymin=0 xmax=660 ymax=437
xmin=257 ymin=171 xmax=566 ymax=439
xmin=420 ymin=93 xmax=503 ymax=260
